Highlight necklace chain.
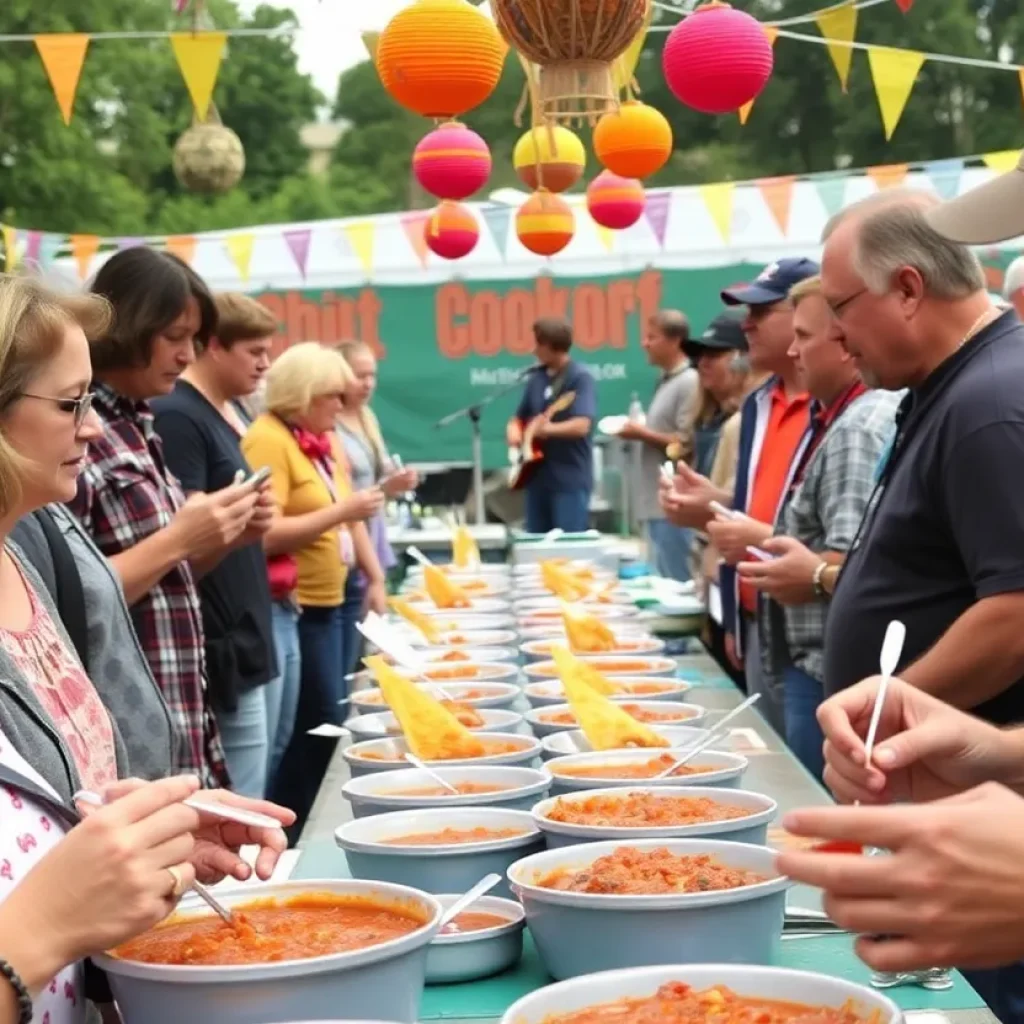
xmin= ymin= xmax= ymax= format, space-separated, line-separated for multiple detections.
xmin=958 ymin=306 xmax=998 ymax=350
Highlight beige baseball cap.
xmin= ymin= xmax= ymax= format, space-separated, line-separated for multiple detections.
xmin=926 ymin=150 xmax=1024 ymax=244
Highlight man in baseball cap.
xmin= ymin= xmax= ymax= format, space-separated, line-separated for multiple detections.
xmin=926 ymin=149 xmax=1024 ymax=244
xmin=720 ymin=257 xmax=822 ymax=307
xmin=685 ymin=310 xmax=749 ymax=362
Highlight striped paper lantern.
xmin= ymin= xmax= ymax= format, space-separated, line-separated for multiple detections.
xmin=593 ymin=101 xmax=673 ymax=179
xmin=413 ymin=122 xmax=492 ymax=201
xmin=586 ymin=170 xmax=645 ymax=229
xmin=516 ymin=190 xmax=575 ymax=256
xmin=424 ymin=200 xmax=480 ymax=260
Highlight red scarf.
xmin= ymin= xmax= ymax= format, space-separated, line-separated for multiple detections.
xmin=292 ymin=426 xmax=334 ymax=464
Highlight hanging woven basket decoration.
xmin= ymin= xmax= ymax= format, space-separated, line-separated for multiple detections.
xmin=516 ymin=189 xmax=576 ymax=256
xmin=494 ymin=0 xmax=648 ymax=124
xmin=173 ymin=106 xmax=245 ymax=194
xmin=587 ymin=169 xmax=645 ymax=229
xmin=425 ymin=201 xmax=480 ymax=260
xmin=513 ymin=124 xmax=586 ymax=192
xmin=413 ymin=122 xmax=492 ymax=201
xmin=593 ymin=100 xmax=672 ymax=179
xmin=376 ymin=0 xmax=506 ymax=119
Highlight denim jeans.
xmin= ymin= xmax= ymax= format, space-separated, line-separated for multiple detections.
xmin=216 ymin=687 xmax=269 ymax=799
xmin=264 ymin=601 xmax=301 ymax=786
xmin=781 ymin=663 xmax=825 ymax=782
xmin=962 ymin=963 xmax=1024 ymax=1024
xmin=525 ymin=487 xmax=590 ymax=534
xmin=743 ymin=616 xmax=784 ymax=736
xmin=270 ymin=603 xmax=345 ymax=839
xmin=340 ymin=570 xmax=366 ymax=678
xmin=646 ymin=518 xmax=693 ymax=582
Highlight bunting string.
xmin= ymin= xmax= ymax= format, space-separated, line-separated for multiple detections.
xmin=0 ymin=27 xmax=286 ymax=41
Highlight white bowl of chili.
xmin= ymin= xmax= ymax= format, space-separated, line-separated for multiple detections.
xmin=525 ymin=701 xmax=706 ymax=739
xmin=545 ymin=749 xmax=748 ymax=796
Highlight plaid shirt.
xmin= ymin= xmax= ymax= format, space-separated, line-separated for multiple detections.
xmin=68 ymin=383 xmax=227 ymax=787
xmin=760 ymin=388 xmax=902 ymax=683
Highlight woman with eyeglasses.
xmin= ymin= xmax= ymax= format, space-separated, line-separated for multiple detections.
xmin=242 ymin=341 xmax=387 ymax=836
xmin=0 ymin=276 xmax=294 ymax=1022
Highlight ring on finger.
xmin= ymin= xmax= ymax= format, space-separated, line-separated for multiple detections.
xmin=165 ymin=865 xmax=186 ymax=899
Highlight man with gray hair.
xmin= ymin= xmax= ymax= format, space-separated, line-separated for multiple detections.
xmin=1005 ymin=255 xmax=1024 ymax=320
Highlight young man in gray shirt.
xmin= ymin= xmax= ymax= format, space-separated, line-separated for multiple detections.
xmin=619 ymin=310 xmax=698 ymax=579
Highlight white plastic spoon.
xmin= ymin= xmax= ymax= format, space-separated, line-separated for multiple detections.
xmin=438 ymin=873 xmax=503 ymax=930
xmin=652 ymin=693 xmax=761 ymax=779
xmin=407 ymin=545 xmax=432 ymax=567
xmin=404 ymin=753 xmax=459 ymax=794
xmin=864 ymin=620 xmax=906 ymax=768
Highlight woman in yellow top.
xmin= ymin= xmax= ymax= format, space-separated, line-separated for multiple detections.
xmin=242 ymin=342 xmax=385 ymax=831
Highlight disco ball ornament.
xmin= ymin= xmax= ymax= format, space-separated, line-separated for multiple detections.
xmin=173 ymin=118 xmax=245 ymax=194
xmin=586 ymin=170 xmax=645 ymax=229
xmin=376 ymin=0 xmax=506 ymax=119
xmin=593 ymin=100 xmax=673 ymax=179
xmin=513 ymin=125 xmax=586 ymax=193
xmin=425 ymin=200 xmax=480 ymax=260
xmin=516 ymin=190 xmax=576 ymax=256
xmin=662 ymin=1 xmax=774 ymax=115
xmin=413 ymin=122 xmax=492 ymax=201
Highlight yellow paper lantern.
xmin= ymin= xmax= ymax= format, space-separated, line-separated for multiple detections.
xmin=593 ymin=100 xmax=672 ymax=179
xmin=376 ymin=0 xmax=506 ymax=118
xmin=513 ymin=125 xmax=586 ymax=193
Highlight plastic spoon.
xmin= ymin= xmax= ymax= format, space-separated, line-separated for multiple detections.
xmin=75 ymin=788 xmax=281 ymax=831
xmin=652 ymin=693 xmax=761 ymax=779
xmin=404 ymin=753 xmax=459 ymax=794
xmin=438 ymin=874 xmax=503 ymax=930
xmin=407 ymin=545 xmax=432 ymax=567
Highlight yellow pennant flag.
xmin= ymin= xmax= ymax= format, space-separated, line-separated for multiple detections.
xmin=738 ymin=26 xmax=778 ymax=124
xmin=700 ymin=182 xmax=735 ymax=242
xmin=35 ymin=34 xmax=90 ymax=125
xmin=225 ymin=233 xmax=255 ymax=281
xmin=70 ymin=235 xmax=100 ymax=280
xmin=612 ymin=0 xmax=653 ymax=93
xmin=362 ymin=31 xmax=380 ymax=62
xmin=595 ymin=220 xmax=615 ymax=252
xmin=165 ymin=235 xmax=196 ymax=265
xmin=866 ymin=46 xmax=925 ymax=141
xmin=2 ymin=227 xmax=18 ymax=271
xmin=170 ymin=32 xmax=227 ymax=120
xmin=344 ymin=222 xmax=375 ymax=276
xmin=983 ymin=151 xmax=1020 ymax=174
xmin=815 ymin=3 xmax=858 ymax=92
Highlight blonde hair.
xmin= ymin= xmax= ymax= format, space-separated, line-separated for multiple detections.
xmin=334 ymin=339 xmax=389 ymax=470
xmin=789 ymin=275 xmax=822 ymax=305
xmin=263 ymin=341 xmax=353 ymax=420
xmin=212 ymin=292 xmax=279 ymax=347
xmin=0 ymin=275 xmax=111 ymax=518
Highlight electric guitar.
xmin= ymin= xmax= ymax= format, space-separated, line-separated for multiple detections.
xmin=507 ymin=391 xmax=577 ymax=490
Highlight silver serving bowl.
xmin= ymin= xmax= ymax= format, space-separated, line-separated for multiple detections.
xmin=94 ymin=879 xmax=441 ymax=1024
xmin=426 ymin=894 xmax=525 ymax=984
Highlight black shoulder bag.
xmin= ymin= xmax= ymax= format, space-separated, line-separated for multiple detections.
xmin=32 ymin=510 xmax=90 ymax=672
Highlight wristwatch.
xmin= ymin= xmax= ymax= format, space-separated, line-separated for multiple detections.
xmin=812 ymin=561 xmax=829 ymax=599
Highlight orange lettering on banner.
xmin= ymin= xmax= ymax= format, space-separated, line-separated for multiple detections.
xmin=504 ymin=289 xmax=536 ymax=355
xmin=436 ymin=283 xmax=471 ymax=358
xmin=573 ymin=284 xmax=606 ymax=350
xmin=470 ymin=292 xmax=503 ymax=356
xmin=606 ymin=279 xmax=637 ymax=349
xmin=257 ymin=289 xmax=384 ymax=359
xmin=635 ymin=269 xmax=662 ymax=329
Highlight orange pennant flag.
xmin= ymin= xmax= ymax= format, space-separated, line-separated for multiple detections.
xmin=757 ymin=176 xmax=796 ymax=236
xmin=170 ymin=32 xmax=227 ymax=120
xmin=165 ymin=235 xmax=196 ymax=264
xmin=738 ymin=25 xmax=779 ymax=124
xmin=401 ymin=213 xmax=430 ymax=267
xmin=35 ymin=34 xmax=91 ymax=125
xmin=867 ymin=163 xmax=910 ymax=190
xmin=70 ymin=234 xmax=100 ymax=280
xmin=866 ymin=46 xmax=924 ymax=140
xmin=1019 ymin=69 xmax=1024 ymax=110
xmin=815 ymin=3 xmax=858 ymax=92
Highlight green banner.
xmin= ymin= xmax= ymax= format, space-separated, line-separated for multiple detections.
xmin=256 ymin=263 xmax=761 ymax=467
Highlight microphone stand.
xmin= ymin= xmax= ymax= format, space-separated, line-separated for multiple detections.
xmin=435 ymin=370 xmax=535 ymax=525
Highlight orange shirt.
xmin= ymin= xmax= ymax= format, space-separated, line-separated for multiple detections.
xmin=740 ymin=382 xmax=811 ymax=613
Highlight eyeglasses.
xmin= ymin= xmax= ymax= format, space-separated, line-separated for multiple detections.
xmin=18 ymin=391 xmax=95 ymax=428
xmin=827 ymin=287 xmax=869 ymax=318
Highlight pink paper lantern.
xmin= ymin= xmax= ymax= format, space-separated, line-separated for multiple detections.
xmin=586 ymin=171 xmax=646 ymax=230
xmin=424 ymin=201 xmax=480 ymax=260
xmin=662 ymin=2 xmax=774 ymax=115
xmin=413 ymin=122 xmax=492 ymax=201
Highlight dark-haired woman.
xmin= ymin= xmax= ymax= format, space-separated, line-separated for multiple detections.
xmin=68 ymin=248 xmax=263 ymax=788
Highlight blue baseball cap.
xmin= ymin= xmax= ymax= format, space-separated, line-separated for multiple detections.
xmin=720 ymin=257 xmax=820 ymax=306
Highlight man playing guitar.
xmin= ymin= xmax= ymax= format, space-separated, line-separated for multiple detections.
xmin=506 ymin=317 xmax=597 ymax=533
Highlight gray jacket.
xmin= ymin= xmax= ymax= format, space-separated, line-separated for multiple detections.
xmin=8 ymin=505 xmax=178 ymax=786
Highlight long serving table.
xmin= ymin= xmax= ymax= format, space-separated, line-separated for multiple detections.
xmin=292 ymin=644 xmax=995 ymax=1024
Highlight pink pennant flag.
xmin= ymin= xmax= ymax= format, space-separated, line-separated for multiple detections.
xmin=645 ymin=191 xmax=672 ymax=247
xmin=284 ymin=229 xmax=312 ymax=279
xmin=23 ymin=231 xmax=42 ymax=264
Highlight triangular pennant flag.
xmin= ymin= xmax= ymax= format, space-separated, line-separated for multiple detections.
xmin=612 ymin=0 xmax=654 ymax=93
xmin=70 ymin=235 xmax=100 ymax=280
xmin=596 ymin=223 xmax=615 ymax=252
xmin=170 ymin=32 xmax=227 ymax=120
xmin=38 ymin=234 xmax=63 ymax=268
xmin=699 ymin=182 xmax=735 ymax=242
xmin=893 ymin=0 xmax=913 ymax=10
xmin=738 ymin=26 xmax=778 ymax=123
xmin=815 ymin=3 xmax=858 ymax=92
xmin=983 ymin=151 xmax=1020 ymax=174
xmin=362 ymin=31 xmax=380 ymax=62
xmin=3 ymin=227 xmax=19 ymax=271
xmin=644 ymin=191 xmax=672 ymax=246
xmin=344 ymin=222 xmax=375 ymax=276
xmin=165 ymin=235 xmax=196 ymax=264
xmin=757 ymin=176 xmax=796 ymax=236
xmin=34 ymin=35 xmax=90 ymax=126
xmin=23 ymin=231 xmax=42 ymax=266
xmin=283 ymin=228 xmax=312 ymax=277
xmin=815 ymin=174 xmax=847 ymax=218
xmin=925 ymin=158 xmax=964 ymax=200
xmin=867 ymin=163 xmax=909 ymax=190
xmin=866 ymin=46 xmax=924 ymax=141
xmin=400 ymin=213 xmax=430 ymax=268
xmin=481 ymin=204 xmax=513 ymax=257
xmin=117 ymin=237 xmax=144 ymax=251
xmin=224 ymin=233 xmax=255 ymax=281
xmin=1020 ymin=69 xmax=1024 ymax=110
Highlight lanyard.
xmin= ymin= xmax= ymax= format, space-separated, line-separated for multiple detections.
xmin=788 ymin=380 xmax=867 ymax=495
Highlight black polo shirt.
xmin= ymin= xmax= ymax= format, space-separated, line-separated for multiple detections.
xmin=823 ymin=310 xmax=1024 ymax=725
xmin=152 ymin=381 xmax=276 ymax=711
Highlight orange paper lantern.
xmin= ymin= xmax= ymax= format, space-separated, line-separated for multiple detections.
xmin=376 ymin=0 xmax=506 ymax=119
xmin=593 ymin=101 xmax=673 ymax=179
xmin=425 ymin=201 xmax=480 ymax=260
xmin=516 ymin=190 xmax=576 ymax=256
